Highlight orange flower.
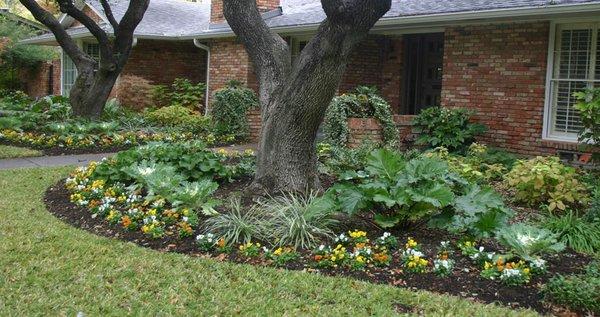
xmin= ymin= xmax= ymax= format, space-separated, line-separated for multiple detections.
xmin=88 ymin=200 xmax=100 ymax=208
xmin=314 ymin=255 xmax=323 ymax=261
xmin=217 ymin=238 xmax=226 ymax=248
xmin=121 ymin=216 xmax=132 ymax=228
xmin=355 ymin=243 xmax=366 ymax=250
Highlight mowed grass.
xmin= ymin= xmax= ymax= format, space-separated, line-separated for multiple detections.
xmin=0 ymin=167 xmax=540 ymax=316
xmin=0 ymin=144 xmax=42 ymax=159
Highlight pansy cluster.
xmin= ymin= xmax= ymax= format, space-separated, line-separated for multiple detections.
xmin=458 ymin=241 xmax=548 ymax=286
xmin=402 ymin=238 xmax=429 ymax=273
xmin=312 ymin=230 xmax=397 ymax=271
xmin=66 ymin=161 xmax=198 ymax=239
xmin=433 ymin=241 xmax=455 ymax=277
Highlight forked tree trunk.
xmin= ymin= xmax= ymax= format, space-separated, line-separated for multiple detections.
xmin=19 ymin=0 xmax=149 ymax=119
xmin=224 ymin=0 xmax=391 ymax=194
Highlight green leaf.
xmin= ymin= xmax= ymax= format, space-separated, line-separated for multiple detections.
xmin=373 ymin=213 xmax=402 ymax=228
xmin=365 ymin=149 xmax=405 ymax=180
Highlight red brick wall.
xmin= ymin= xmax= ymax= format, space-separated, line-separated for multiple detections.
xmin=347 ymin=116 xmax=417 ymax=148
xmin=121 ymin=39 xmax=206 ymax=86
xmin=211 ymin=0 xmax=280 ymax=23
xmin=71 ymin=5 xmax=102 ymax=27
xmin=247 ymin=108 xmax=262 ymax=141
xmin=441 ymin=21 xmax=575 ymax=156
xmin=208 ymin=38 xmax=257 ymax=102
xmin=339 ymin=36 xmax=404 ymax=113
xmin=51 ymin=58 xmax=61 ymax=95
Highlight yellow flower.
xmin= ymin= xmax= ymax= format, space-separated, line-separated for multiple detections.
xmin=274 ymin=248 xmax=283 ymax=256
xmin=405 ymin=238 xmax=418 ymax=249
xmin=349 ymin=230 xmax=367 ymax=239
xmin=148 ymin=209 xmax=157 ymax=216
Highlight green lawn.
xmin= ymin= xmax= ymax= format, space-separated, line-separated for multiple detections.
xmin=0 ymin=167 xmax=539 ymax=316
xmin=0 ymin=144 xmax=42 ymax=159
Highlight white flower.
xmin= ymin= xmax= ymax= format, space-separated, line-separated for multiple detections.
xmin=182 ymin=216 xmax=189 ymax=222
xmin=516 ymin=233 xmax=537 ymax=247
xmin=137 ymin=166 xmax=155 ymax=176
xmin=196 ymin=234 xmax=205 ymax=241
xmin=501 ymin=268 xmax=522 ymax=280
xmin=318 ymin=245 xmax=325 ymax=251
xmin=531 ymin=258 xmax=546 ymax=269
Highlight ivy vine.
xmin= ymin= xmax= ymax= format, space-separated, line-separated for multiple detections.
xmin=323 ymin=86 xmax=398 ymax=147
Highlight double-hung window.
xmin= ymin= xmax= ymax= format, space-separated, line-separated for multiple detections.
xmin=546 ymin=23 xmax=600 ymax=141
xmin=61 ymin=42 xmax=100 ymax=96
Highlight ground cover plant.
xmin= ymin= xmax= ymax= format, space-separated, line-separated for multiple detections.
xmin=0 ymin=91 xmax=232 ymax=154
xmin=0 ymin=144 xmax=41 ymax=158
xmin=51 ymin=140 xmax=598 ymax=315
xmin=4 ymin=167 xmax=537 ymax=316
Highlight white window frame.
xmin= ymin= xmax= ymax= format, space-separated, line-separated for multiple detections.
xmin=543 ymin=19 xmax=600 ymax=142
xmin=61 ymin=41 xmax=100 ymax=97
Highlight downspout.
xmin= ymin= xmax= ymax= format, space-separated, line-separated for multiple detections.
xmin=193 ymin=39 xmax=211 ymax=116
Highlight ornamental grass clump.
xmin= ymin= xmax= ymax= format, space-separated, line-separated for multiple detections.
xmin=504 ymin=156 xmax=589 ymax=212
xmin=255 ymin=192 xmax=340 ymax=249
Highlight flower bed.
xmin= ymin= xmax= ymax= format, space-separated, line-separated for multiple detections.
xmin=44 ymin=182 xmax=593 ymax=314
xmin=44 ymin=141 xmax=600 ymax=315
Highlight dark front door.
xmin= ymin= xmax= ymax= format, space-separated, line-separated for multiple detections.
xmin=402 ymin=33 xmax=444 ymax=115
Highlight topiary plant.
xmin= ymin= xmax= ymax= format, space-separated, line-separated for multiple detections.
xmin=210 ymin=80 xmax=259 ymax=140
xmin=323 ymin=86 xmax=398 ymax=147
xmin=504 ymin=156 xmax=589 ymax=212
xmin=412 ymin=107 xmax=486 ymax=152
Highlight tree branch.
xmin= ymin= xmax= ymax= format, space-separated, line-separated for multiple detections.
xmin=18 ymin=0 xmax=91 ymax=67
xmin=99 ymin=0 xmax=119 ymax=31
xmin=223 ymin=0 xmax=290 ymax=106
xmin=57 ymin=0 xmax=110 ymax=48
xmin=112 ymin=0 xmax=149 ymax=61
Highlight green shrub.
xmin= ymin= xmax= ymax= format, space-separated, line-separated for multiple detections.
xmin=542 ymin=211 xmax=600 ymax=254
xmin=145 ymin=105 xmax=210 ymax=134
xmin=573 ymin=88 xmax=600 ymax=161
xmin=426 ymin=143 xmax=507 ymax=183
xmin=256 ymin=193 xmax=339 ymax=249
xmin=210 ymin=80 xmax=259 ymax=140
xmin=323 ymin=86 xmax=398 ymax=147
xmin=152 ymin=78 xmax=205 ymax=109
xmin=504 ymin=156 xmax=589 ymax=212
xmin=412 ymin=107 xmax=487 ymax=152
xmin=544 ymin=262 xmax=600 ymax=315
xmin=496 ymin=223 xmax=565 ymax=261
xmin=0 ymin=116 xmax=23 ymax=129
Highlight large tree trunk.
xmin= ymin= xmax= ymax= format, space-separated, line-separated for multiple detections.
xmin=224 ymin=0 xmax=391 ymax=193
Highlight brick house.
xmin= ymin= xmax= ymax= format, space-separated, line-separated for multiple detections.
xmin=21 ymin=0 xmax=600 ymax=156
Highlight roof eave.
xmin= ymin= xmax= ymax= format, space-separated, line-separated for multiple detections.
xmin=187 ymin=1 xmax=600 ymax=40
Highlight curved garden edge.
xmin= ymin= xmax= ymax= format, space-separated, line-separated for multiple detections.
xmin=43 ymin=179 xmax=593 ymax=316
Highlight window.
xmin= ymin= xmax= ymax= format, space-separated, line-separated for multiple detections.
xmin=62 ymin=53 xmax=76 ymax=97
xmin=61 ymin=42 xmax=100 ymax=96
xmin=546 ymin=23 xmax=600 ymax=140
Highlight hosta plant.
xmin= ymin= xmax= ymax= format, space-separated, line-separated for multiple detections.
xmin=504 ymin=156 xmax=588 ymax=212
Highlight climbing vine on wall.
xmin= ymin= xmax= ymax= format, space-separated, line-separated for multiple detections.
xmin=323 ymin=86 xmax=398 ymax=147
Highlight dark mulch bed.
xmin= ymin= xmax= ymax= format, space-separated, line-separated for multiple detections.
xmin=44 ymin=179 xmax=594 ymax=316
xmin=0 ymin=139 xmax=134 ymax=156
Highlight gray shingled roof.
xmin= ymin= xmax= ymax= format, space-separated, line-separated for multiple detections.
xmin=20 ymin=0 xmax=600 ymax=44
xmin=258 ymin=0 xmax=600 ymax=29
xmin=21 ymin=0 xmax=211 ymax=44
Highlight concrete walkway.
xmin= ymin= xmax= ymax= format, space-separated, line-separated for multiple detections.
xmin=0 ymin=152 xmax=116 ymax=170
xmin=0 ymin=144 xmax=257 ymax=170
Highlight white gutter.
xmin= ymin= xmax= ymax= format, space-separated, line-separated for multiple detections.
xmin=193 ymin=39 xmax=211 ymax=116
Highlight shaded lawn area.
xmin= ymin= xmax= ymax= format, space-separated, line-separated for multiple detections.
xmin=0 ymin=167 xmax=539 ymax=316
xmin=0 ymin=144 xmax=42 ymax=159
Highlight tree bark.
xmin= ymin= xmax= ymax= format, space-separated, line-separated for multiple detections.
xmin=19 ymin=0 xmax=149 ymax=119
xmin=224 ymin=0 xmax=391 ymax=193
